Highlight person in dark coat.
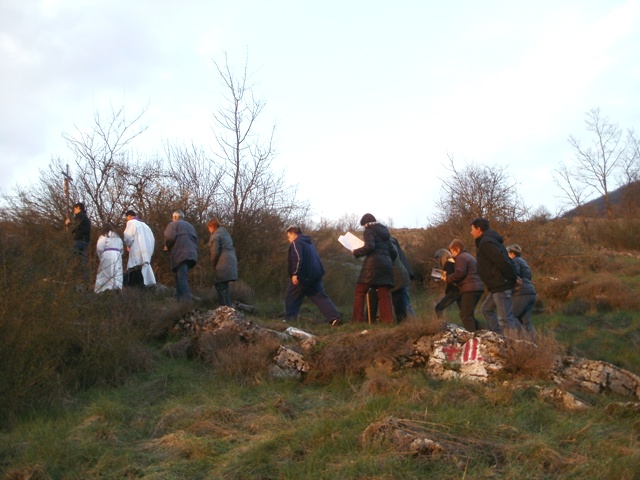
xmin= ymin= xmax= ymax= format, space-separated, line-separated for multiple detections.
xmin=285 ymin=226 xmax=341 ymax=325
xmin=207 ymin=218 xmax=238 ymax=306
xmin=368 ymin=240 xmax=411 ymax=323
xmin=351 ymin=213 xmax=397 ymax=324
xmin=507 ymin=244 xmax=537 ymax=339
xmin=471 ymin=218 xmax=521 ymax=335
xmin=447 ymin=239 xmax=485 ymax=332
xmin=164 ymin=210 xmax=198 ymax=301
xmin=65 ymin=201 xmax=91 ymax=287
xmin=434 ymin=248 xmax=460 ymax=319
xmin=391 ymin=236 xmax=415 ymax=319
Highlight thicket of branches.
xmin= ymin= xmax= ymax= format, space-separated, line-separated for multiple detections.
xmin=431 ymin=155 xmax=529 ymax=241
xmin=555 ymin=108 xmax=639 ymax=218
xmin=1 ymin=57 xmax=307 ymax=294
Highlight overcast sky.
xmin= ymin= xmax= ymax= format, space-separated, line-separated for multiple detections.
xmin=1 ymin=0 xmax=639 ymax=227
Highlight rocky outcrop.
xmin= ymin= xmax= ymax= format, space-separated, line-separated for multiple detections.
xmin=168 ymin=307 xmax=640 ymax=405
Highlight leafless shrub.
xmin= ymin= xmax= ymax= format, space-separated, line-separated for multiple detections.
xmin=307 ymin=319 xmax=443 ymax=382
xmin=195 ymin=328 xmax=281 ymax=385
xmin=502 ymin=330 xmax=564 ymax=379
xmin=542 ymin=275 xmax=579 ymax=302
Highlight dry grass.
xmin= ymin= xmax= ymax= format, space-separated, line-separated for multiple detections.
xmin=307 ymin=318 xmax=444 ymax=382
xmin=195 ymin=328 xmax=282 ymax=385
xmin=571 ymin=272 xmax=640 ymax=311
xmin=501 ymin=329 xmax=564 ymax=379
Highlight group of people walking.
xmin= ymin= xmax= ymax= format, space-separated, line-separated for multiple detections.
xmin=66 ymin=203 xmax=238 ymax=304
xmin=284 ymin=213 xmax=415 ymax=326
xmin=68 ymin=203 xmax=535 ymax=335
xmin=435 ymin=217 xmax=537 ymax=337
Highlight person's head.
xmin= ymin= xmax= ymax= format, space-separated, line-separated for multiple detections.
xmin=434 ymin=248 xmax=452 ymax=268
xmin=360 ymin=213 xmax=376 ymax=226
xmin=73 ymin=202 xmax=85 ymax=214
xmin=172 ymin=210 xmax=184 ymax=222
xmin=286 ymin=225 xmax=301 ymax=243
xmin=207 ymin=218 xmax=221 ymax=233
xmin=125 ymin=209 xmax=137 ymax=221
xmin=101 ymin=223 xmax=115 ymax=236
xmin=448 ymin=239 xmax=465 ymax=257
xmin=470 ymin=218 xmax=490 ymax=239
xmin=506 ymin=244 xmax=522 ymax=258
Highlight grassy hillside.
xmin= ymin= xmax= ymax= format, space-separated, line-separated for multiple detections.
xmin=1 ymin=216 xmax=640 ymax=479
xmin=1 ymin=296 xmax=639 ymax=479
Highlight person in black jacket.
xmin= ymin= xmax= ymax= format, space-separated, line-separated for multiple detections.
xmin=471 ymin=218 xmax=521 ymax=335
xmin=351 ymin=213 xmax=397 ymax=324
xmin=65 ymin=201 xmax=91 ymax=287
xmin=285 ymin=226 xmax=342 ymax=325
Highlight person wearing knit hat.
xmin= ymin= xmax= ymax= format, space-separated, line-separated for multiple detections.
xmin=359 ymin=213 xmax=376 ymax=225
xmin=351 ymin=213 xmax=397 ymax=324
xmin=507 ymin=244 xmax=537 ymax=339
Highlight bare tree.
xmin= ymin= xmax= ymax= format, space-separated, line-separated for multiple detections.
xmin=211 ymin=53 xmax=305 ymax=226
xmin=618 ymin=129 xmax=640 ymax=186
xmin=434 ymin=155 xmax=527 ymax=235
xmin=553 ymin=163 xmax=589 ymax=212
xmin=4 ymin=157 xmax=74 ymax=227
xmin=208 ymin=53 xmax=308 ymax=291
xmin=560 ymin=108 xmax=630 ymax=218
xmin=61 ymin=105 xmax=150 ymax=225
xmin=164 ymin=142 xmax=224 ymax=225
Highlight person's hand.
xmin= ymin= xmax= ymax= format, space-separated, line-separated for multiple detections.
xmin=292 ymin=275 xmax=299 ymax=285
xmin=163 ymin=246 xmax=168 ymax=251
xmin=516 ymin=277 xmax=522 ymax=286
xmin=64 ymin=217 xmax=70 ymax=225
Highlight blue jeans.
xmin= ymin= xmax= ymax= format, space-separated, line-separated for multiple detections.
xmin=513 ymin=294 xmax=536 ymax=339
xmin=285 ymin=279 xmax=340 ymax=323
xmin=401 ymin=285 xmax=415 ymax=317
xmin=174 ymin=262 xmax=192 ymax=301
xmin=481 ymin=290 xmax=521 ymax=334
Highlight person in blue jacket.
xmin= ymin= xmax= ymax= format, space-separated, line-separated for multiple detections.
xmin=285 ymin=225 xmax=342 ymax=325
xmin=507 ymin=244 xmax=537 ymax=339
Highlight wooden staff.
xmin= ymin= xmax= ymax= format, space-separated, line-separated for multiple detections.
xmin=62 ymin=164 xmax=72 ymax=230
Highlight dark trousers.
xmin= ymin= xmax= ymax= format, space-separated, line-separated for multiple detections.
xmin=72 ymin=240 xmax=89 ymax=285
xmin=124 ymin=266 xmax=144 ymax=288
xmin=435 ymin=291 xmax=461 ymax=318
xmin=285 ymin=279 xmax=340 ymax=323
xmin=215 ymin=281 xmax=232 ymax=306
xmin=459 ymin=291 xmax=483 ymax=332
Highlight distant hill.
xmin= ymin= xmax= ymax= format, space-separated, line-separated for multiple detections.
xmin=562 ymin=180 xmax=640 ymax=219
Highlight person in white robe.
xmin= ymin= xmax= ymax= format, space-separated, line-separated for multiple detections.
xmin=123 ymin=210 xmax=157 ymax=287
xmin=95 ymin=224 xmax=123 ymax=293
